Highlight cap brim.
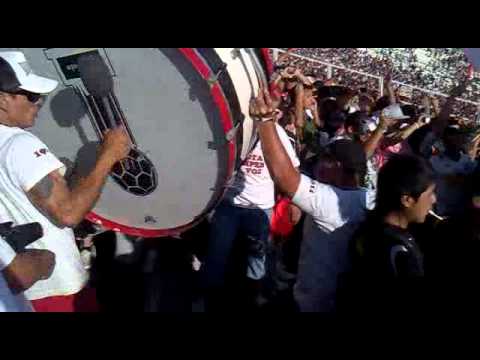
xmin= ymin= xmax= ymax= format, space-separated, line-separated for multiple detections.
xmin=19 ymin=73 xmax=58 ymax=94
xmin=389 ymin=115 xmax=410 ymax=120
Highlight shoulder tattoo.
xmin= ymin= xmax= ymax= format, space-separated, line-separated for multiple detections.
xmin=31 ymin=175 xmax=54 ymax=200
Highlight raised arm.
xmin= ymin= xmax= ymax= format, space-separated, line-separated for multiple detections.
xmin=305 ymin=95 xmax=322 ymax=128
xmin=362 ymin=114 xmax=395 ymax=158
xmin=294 ymin=82 xmax=306 ymax=142
xmin=384 ymin=115 xmax=430 ymax=146
xmin=433 ymin=81 xmax=468 ymax=137
xmin=384 ymin=73 xmax=397 ymax=105
xmin=251 ymin=88 xmax=301 ymax=198
xmin=430 ymin=96 xmax=441 ymax=118
xmin=468 ymin=133 xmax=480 ymax=161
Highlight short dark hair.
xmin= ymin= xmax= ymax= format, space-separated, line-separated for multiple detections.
xmin=277 ymin=108 xmax=294 ymax=128
xmin=375 ymin=154 xmax=435 ymax=217
xmin=316 ymin=85 xmax=351 ymax=100
xmin=345 ymin=111 xmax=370 ymax=135
xmin=324 ymin=110 xmax=347 ymax=137
xmin=319 ymin=98 xmax=340 ymax=118
xmin=372 ymin=95 xmax=390 ymax=113
xmin=312 ymin=80 xmax=324 ymax=92
xmin=400 ymin=104 xmax=418 ymax=120
xmin=319 ymin=139 xmax=367 ymax=182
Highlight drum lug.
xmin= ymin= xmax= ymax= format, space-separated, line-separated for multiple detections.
xmin=225 ymin=123 xmax=241 ymax=142
xmin=207 ymin=141 xmax=217 ymax=150
xmin=207 ymin=62 xmax=228 ymax=87
xmin=231 ymin=48 xmax=242 ymax=59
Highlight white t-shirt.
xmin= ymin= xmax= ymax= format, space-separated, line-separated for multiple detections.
xmin=364 ymin=158 xmax=378 ymax=191
xmin=0 ymin=125 xmax=87 ymax=300
xmin=292 ymin=174 xmax=375 ymax=312
xmin=0 ymin=236 xmax=33 ymax=312
xmin=430 ymin=152 xmax=477 ymax=217
xmin=225 ymin=124 xmax=300 ymax=209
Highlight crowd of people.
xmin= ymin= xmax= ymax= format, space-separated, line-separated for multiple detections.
xmin=1 ymin=49 xmax=480 ymax=313
xmin=276 ymin=48 xmax=480 ymax=121
xmin=199 ymin=52 xmax=480 ymax=313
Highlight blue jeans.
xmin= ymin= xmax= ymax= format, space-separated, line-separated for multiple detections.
xmin=201 ymin=201 xmax=272 ymax=290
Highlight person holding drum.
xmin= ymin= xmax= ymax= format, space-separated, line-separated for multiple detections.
xmin=0 ymin=51 xmax=131 ymax=312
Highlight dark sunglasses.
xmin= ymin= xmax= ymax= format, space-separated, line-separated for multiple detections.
xmin=8 ymin=89 xmax=44 ymax=104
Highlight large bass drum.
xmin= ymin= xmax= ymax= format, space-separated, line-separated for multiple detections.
xmin=2 ymin=48 xmax=270 ymax=237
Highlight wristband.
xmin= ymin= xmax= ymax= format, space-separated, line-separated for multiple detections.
xmin=254 ymin=115 xmax=275 ymax=123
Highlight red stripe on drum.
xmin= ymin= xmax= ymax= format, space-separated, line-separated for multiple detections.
xmin=179 ymin=48 xmax=236 ymax=186
xmin=178 ymin=48 xmax=236 ymax=178
xmin=260 ymin=48 xmax=274 ymax=76
xmin=86 ymin=48 xmax=237 ymax=238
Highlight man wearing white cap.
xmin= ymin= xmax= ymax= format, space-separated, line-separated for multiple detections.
xmin=0 ymin=51 xmax=131 ymax=311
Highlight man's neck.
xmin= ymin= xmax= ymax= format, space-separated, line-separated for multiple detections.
xmin=384 ymin=211 xmax=409 ymax=230
xmin=0 ymin=112 xmax=14 ymax=128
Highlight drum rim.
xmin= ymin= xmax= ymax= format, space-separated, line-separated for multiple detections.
xmin=86 ymin=48 xmax=271 ymax=238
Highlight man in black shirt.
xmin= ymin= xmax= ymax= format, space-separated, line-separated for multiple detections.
xmin=341 ymin=154 xmax=437 ymax=313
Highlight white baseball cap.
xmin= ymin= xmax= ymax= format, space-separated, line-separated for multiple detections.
xmin=382 ymin=104 xmax=410 ymax=120
xmin=0 ymin=51 xmax=58 ymax=94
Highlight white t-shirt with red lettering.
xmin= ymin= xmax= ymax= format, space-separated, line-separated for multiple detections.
xmin=0 ymin=125 xmax=87 ymax=301
xmin=225 ymin=124 xmax=300 ymax=210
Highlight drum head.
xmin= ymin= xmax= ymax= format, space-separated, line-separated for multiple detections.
xmin=1 ymin=48 xmax=269 ymax=237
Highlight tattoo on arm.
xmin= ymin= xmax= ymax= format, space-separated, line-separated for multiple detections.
xmin=31 ymin=175 xmax=54 ymax=200
xmin=27 ymin=172 xmax=69 ymax=227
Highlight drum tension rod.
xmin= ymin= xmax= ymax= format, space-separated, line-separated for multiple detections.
xmin=225 ymin=122 xmax=241 ymax=142
xmin=207 ymin=121 xmax=241 ymax=150
xmin=207 ymin=62 xmax=228 ymax=87
xmin=231 ymin=48 xmax=241 ymax=60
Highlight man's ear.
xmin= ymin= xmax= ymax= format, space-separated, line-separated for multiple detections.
xmin=0 ymin=93 xmax=8 ymax=111
xmin=473 ymin=196 xmax=480 ymax=209
xmin=400 ymin=194 xmax=415 ymax=209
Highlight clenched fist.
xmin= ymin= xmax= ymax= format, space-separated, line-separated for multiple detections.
xmin=99 ymin=127 xmax=131 ymax=166
xmin=250 ymin=86 xmax=279 ymax=121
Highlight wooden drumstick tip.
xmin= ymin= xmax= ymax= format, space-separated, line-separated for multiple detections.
xmin=429 ymin=210 xmax=445 ymax=221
